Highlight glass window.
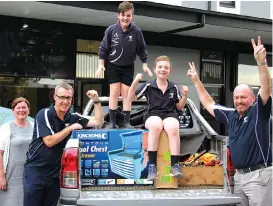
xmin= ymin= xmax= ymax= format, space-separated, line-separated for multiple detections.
xmin=0 ymin=77 xmax=74 ymax=117
xmin=202 ymin=63 xmax=223 ymax=84
xmin=201 ymin=51 xmax=224 ymax=84
xmin=0 ymin=16 xmax=74 ymax=79
xmin=238 ymin=53 xmax=272 ymax=86
xmin=219 ymin=1 xmax=236 ymax=8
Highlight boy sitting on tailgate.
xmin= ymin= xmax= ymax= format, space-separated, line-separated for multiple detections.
xmin=128 ymin=55 xmax=188 ymax=180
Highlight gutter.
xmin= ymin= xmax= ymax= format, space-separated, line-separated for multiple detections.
xmin=159 ymin=14 xmax=205 ymax=36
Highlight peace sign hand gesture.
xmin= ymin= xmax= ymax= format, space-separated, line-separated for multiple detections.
xmin=251 ymin=36 xmax=266 ymax=63
xmin=187 ymin=62 xmax=199 ymax=83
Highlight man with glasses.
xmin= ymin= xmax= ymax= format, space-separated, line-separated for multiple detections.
xmin=23 ymin=83 xmax=104 ymax=206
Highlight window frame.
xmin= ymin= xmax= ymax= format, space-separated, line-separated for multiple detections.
xmin=237 ymin=53 xmax=272 ymax=87
xmin=219 ymin=1 xmax=235 ymax=8
xmin=217 ymin=0 xmax=240 ymax=14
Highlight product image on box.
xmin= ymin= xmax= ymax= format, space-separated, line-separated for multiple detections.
xmin=108 ymin=130 xmax=146 ymax=180
xmin=85 ymin=160 xmax=92 ymax=168
xmin=93 ymin=169 xmax=100 ymax=176
xmin=93 ymin=160 xmax=100 ymax=168
xmin=85 ymin=169 xmax=92 ymax=177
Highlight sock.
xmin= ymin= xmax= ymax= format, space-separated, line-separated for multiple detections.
xmin=109 ymin=109 xmax=117 ymax=125
xmin=148 ymin=151 xmax=157 ymax=165
xmin=124 ymin=111 xmax=131 ymax=125
xmin=171 ymin=155 xmax=179 ymax=166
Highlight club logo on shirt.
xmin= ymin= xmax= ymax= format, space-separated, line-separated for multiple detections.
xmin=243 ymin=117 xmax=248 ymax=123
xmin=112 ymin=33 xmax=119 ymax=45
xmin=112 ymin=39 xmax=119 ymax=44
xmin=110 ymin=49 xmax=116 ymax=56
xmin=169 ymin=93 xmax=174 ymax=98
xmin=128 ymin=36 xmax=133 ymax=41
xmin=111 ymin=39 xmax=119 ymax=47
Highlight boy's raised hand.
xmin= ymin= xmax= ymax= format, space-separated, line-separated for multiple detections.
xmin=134 ymin=73 xmax=143 ymax=83
xmin=181 ymin=85 xmax=189 ymax=96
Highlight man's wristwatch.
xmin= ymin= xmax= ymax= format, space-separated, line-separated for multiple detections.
xmin=257 ymin=60 xmax=267 ymax=66
xmin=93 ymin=100 xmax=101 ymax=104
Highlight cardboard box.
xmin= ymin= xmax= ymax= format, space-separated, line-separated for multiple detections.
xmin=178 ymin=166 xmax=224 ymax=186
xmin=155 ymin=131 xmax=178 ymax=189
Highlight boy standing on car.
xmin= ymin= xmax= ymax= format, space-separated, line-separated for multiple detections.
xmin=128 ymin=56 xmax=188 ymax=180
xmin=96 ymin=1 xmax=153 ymax=129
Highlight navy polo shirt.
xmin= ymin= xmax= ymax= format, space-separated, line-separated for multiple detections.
xmin=99 ymin=21 xmax=148 ymax=66
xmin=24 ymin=105 xmax=89 ymax=179
xmin=135 ymin=79 xmax=182 ymax=113
xmin=213 ymin=95 xmax=272 ymax=169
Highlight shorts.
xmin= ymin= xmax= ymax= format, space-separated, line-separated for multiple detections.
xmin=106 ymin=62 xmax=134 ymax=86
xmin=144 ymin=112 xmax=179 ymax=124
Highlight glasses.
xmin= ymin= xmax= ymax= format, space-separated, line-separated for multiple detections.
xmin=55 ymin=94 xmax=73 ymax=101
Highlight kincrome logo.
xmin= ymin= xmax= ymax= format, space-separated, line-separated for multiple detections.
xmin=81 ymin=179 xmax=96 ymax=186
xmin=77 ymin=132 xmax=108 ymax=140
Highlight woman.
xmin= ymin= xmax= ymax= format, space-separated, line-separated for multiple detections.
xmin=0 ymin=97 xmax=34 ymax=206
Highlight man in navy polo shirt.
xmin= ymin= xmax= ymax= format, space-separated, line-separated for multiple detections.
xmin=23 ymin=83 xmax=104 ymax=206
xmin=96 ymin=1 xmax=153 ymax=129
xmin=187 ymin=36 xmax=272 ymax=206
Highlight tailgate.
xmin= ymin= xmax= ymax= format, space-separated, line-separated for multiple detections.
xmin=77 ymin=189 xmax=241 ymax=206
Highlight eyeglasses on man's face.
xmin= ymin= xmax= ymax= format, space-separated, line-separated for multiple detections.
xmin=55 ymin=94 xmax=73 ymax=101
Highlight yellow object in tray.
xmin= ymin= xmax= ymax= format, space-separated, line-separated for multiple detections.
xmin=184 ymin=152 xmax=220 ymax=166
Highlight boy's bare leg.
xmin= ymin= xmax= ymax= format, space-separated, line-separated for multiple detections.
xmin=163 ymin=117 xmax=180 ymax=155
xmin=163 ymin=117 xmax=183 ymax=178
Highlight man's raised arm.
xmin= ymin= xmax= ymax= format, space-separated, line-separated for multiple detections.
xmin=251 ymin=36 xmax=271 ymax=104
xmin=187 ymin=62 xmax=216 ymax=117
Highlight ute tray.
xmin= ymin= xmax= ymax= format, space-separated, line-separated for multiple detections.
xmin=81 ymin=185 xmax=223 ymax=191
